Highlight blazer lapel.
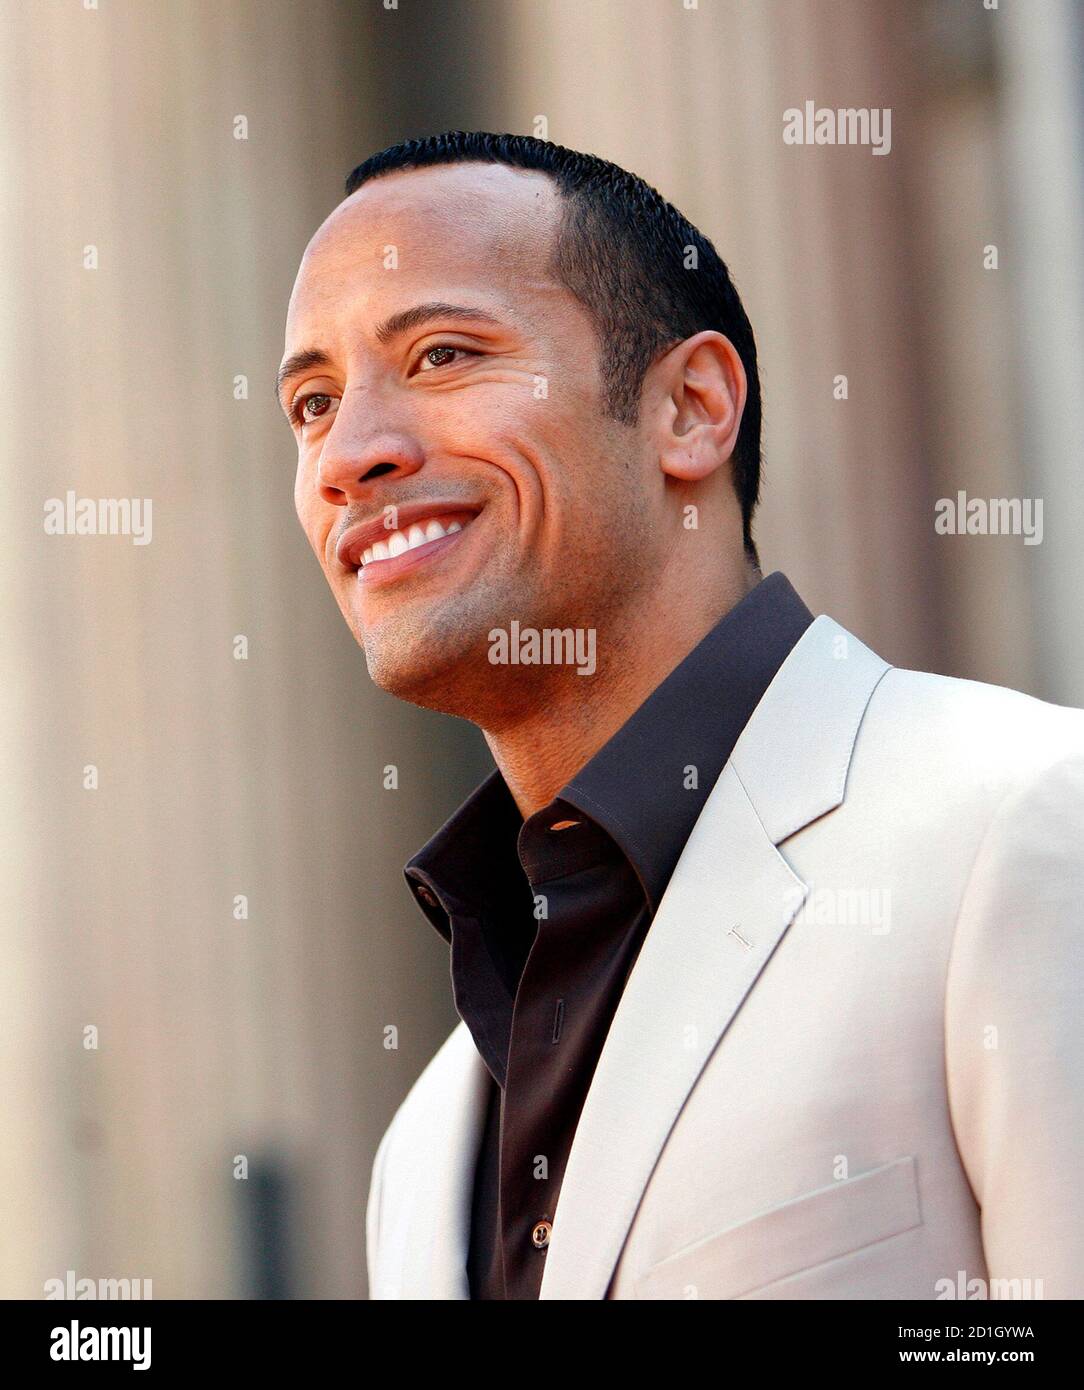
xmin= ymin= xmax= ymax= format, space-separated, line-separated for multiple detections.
xmin=538 ymin=615 xmax=890 ymax=1299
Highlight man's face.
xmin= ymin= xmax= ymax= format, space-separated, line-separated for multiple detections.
xmin=281 ymin=162 xmax=660 ymax=716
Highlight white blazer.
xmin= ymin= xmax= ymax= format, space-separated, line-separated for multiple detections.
xmin=366 ymin=614 xmax=1084 ymax=1299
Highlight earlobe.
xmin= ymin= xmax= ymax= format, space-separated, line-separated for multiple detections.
xmin=657 ymin=331 xmax=746 ymax=482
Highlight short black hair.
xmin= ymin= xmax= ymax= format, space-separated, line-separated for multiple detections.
xmin=345 ymin=131 xmax=762 ymax=566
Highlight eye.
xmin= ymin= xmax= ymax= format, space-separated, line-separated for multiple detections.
xmin=414 ymin=343 xmax=473 ymax=373
xmin=290 ymin=391 xmax=336 ymax=427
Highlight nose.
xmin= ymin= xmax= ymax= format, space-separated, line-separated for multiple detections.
xmin=315 ymin=393 xmax=425 ymax=506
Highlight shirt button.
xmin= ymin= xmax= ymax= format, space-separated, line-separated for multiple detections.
xmin=531 ymin=1219 xmax=552 ymax=1249
xmin=415 ymin=885 xmax=438 ymax=908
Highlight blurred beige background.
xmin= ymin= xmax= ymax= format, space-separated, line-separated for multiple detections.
xmin=2 ymin=0 xmax=1082 ymax=1297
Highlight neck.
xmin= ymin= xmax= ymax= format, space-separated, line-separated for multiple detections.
xmin=481 ymin=561 xmax=760 ymax=819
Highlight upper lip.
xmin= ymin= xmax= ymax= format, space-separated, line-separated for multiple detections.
xmin=334 ymin=501 xmax=482 ymax=570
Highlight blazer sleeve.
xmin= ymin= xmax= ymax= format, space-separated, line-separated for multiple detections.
xmin=365 ymin=1118 xmax=394 ymax=1299
xmin=945 ymin=752 xmax=1084 ymax=1298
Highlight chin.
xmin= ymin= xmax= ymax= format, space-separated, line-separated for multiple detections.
xmin=361 ymin=634 xmax=477 ymax=717
xmin=358 ymin=583 xmax=519 ymax=704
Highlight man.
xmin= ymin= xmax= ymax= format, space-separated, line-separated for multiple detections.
xmin=277 ymin=132 xmax=1084 ymax=1300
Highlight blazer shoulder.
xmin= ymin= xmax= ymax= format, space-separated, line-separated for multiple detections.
xmin=860 ymin=663 xmax=1084 ymax=787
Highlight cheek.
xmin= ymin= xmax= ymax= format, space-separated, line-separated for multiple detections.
xmin=294 ymin=471 xmax=334 ymax=566
xmin=292 ymin=454 xmax=310 ymax=527
xmin=508 ymin=441 xmax=612 ymax=562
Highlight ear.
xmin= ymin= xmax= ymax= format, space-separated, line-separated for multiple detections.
xmin=652 ymin=331 xmax=747 ymax=482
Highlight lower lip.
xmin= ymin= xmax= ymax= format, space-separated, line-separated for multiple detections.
xmin=354 ymin=523 xmax=472 ymax=588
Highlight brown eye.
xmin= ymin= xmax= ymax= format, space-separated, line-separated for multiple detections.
xmin=294 ymin=392 xmax=333 ymax=425
xmin=422 ymin=346 xmax=458 ymax=370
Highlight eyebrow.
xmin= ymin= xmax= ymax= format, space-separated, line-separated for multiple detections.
xmin=274 ymin=301 xmax=506 ymax=408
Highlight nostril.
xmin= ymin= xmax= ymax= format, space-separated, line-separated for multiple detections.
xmin=362 ymin=462 xmax=398 ymax=482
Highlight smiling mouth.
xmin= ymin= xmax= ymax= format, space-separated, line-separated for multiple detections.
xmin=358 ymin=511 xmax=472 ymax=568
xmin=351 ymin=508 xmax=481 ymax=587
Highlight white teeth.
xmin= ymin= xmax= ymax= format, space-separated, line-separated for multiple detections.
xmin=359 ymin=513 xmax=471 ymax=566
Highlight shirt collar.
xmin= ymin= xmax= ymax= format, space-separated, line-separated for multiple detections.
xmin=405 ymin=571 xmax=814 ymax=926
xmin=404 ymin=768 xmax=523 ymax=941
xmin=560 ymin=570 xmax=814 ymax=909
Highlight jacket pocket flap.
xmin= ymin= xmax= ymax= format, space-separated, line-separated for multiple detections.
xmin=634 ymin=1155 xmax=921 ymax=1300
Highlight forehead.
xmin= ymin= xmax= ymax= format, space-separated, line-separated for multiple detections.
xmin=285 ymin=162 xmax=565 ymax=336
